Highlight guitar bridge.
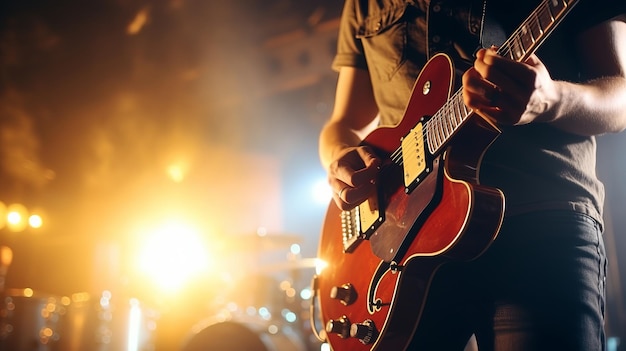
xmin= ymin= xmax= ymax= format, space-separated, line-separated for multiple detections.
xmin=341 ymin=197 xmax=383 ymax=253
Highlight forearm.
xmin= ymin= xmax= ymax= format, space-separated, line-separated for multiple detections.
xmin=319 ymin=67 xmax=379 ymax=170
xmin=319 ymin=119 xmax=363 ymax=170
xmin=550 ymin=76 xmax=626 ymax=135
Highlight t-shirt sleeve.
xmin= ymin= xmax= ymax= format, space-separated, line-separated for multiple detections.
xmin=331 ymin=0 xmax=369 ymax=71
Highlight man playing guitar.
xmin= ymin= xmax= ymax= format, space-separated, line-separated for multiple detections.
xmin=316 ymin=0 xmax=626 ymax=349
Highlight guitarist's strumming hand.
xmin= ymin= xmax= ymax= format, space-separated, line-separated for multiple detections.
xmin=328 ymin=145 xmax=381 ymax=211
xmin=462 ymin=46 xmax=560 ymax=126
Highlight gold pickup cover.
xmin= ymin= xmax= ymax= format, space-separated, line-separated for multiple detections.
xmin=401 ymin=123 xmax=426 ymax=188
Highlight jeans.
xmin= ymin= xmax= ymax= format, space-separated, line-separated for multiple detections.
xmin=408 ymin=210 xmax=607 ymax=351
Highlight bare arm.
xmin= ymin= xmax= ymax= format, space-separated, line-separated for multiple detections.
xmin=463 ymin=15 xmax=626 ymax=135
xmin=319 ymin=66 xmax=381 ymax=209
xmin=550 ymin=16 xmax=626 ymax=135
xmin=319 ymin=67 xmax=379 ymax=168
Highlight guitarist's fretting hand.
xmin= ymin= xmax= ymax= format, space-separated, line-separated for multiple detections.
xmin=328 ymin=145 xmax=381 ymax=211
xmin=462 ymin=47 xmax=559 ymax=126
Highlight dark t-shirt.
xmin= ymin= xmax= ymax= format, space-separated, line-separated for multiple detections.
xmin=332 ymin=0 xmax=626 ymax=226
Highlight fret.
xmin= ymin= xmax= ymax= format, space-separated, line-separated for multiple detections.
xmin=443 ymin=115 xmax=454 ymax=139
xmin=439 ymin=115 xmax=446 ymax=147
xmin=458 ymin=97 xmax=469 ymax=123
xmin=436 ymin=116 xmax=445 ymax=146
xmin=427 ymin=126 xmax=436 ymax=153
xmin=431 ymin=126 xmax=437 ymax=153
xmin=422 ymin=0 xmax=580 ymax=157
xmin=455 ymin=94 xmax=467 ymax=127
xmin=461 ymin=99 xmax=470 ymax=121
xmin=537 ymin=5 xmax=555 ymax=32
xmin=437 ymin=110 xmax=445 ymax=141
xmin=451 ymin=100 xmax=459 ymax=128
xmin=510 ymin=36 xmax=525 ymax=61
xmin=432 ymin=118 xmax=441 ymax=149
xmin=453 ymin=99 xmax=463 ymax=128
xmin=548 ymin=0 xmax=566 ymax=18
xmin=440 ymin=114 xmax=449 ymax=139
xmin=446 ymin=104 xmax=455 ymax=134
xmin=529 ymin=14 xmax=543 ymax=41
xmin=502 ymin=45 xmax=515 ymax=60
xmin=520 ymin=24 xmax=534 ymax=51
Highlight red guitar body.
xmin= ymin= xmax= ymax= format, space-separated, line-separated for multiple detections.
xmin=315 ymin=53 xmax=506 ymax=350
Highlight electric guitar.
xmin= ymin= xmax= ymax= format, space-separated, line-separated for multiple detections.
xmin=312 ymin=0 xmax=579 ymax=350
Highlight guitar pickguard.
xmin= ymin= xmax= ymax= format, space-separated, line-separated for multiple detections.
xmin=369 ymin=156 xmax=443 ymax=262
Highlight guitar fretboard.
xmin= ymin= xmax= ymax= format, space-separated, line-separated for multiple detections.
xmin=423 ymin=0 xmax=578 ymax=155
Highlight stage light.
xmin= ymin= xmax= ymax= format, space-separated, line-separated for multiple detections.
xmin=6 ymin=203 xmax=28 ymax=232
xmin=284 ymin=310 xmax=297 ymax=323
xmin=300 ymin=287 xmax=312 ymax=300
xmin=136 ymin=219 xmax=210 ymax=294
xmin=166 ymin=163 xmax=186 ymax=183
xmin=315 ymin=258 xmax=328 ymax=275
xmin=29 ymin=214 xmax=43 ymax=229
xmin=258 ymin=307 xmax=271 ymax=320
xmin=290 ymin=243 xmax=301 ymax=255
xmin=127 ymin=298 xmax=142 ymax=351
xmin=311 ymin=177 xmax=332 ymax=205
xmin=267 ymin=324 xmax=279 ymax=335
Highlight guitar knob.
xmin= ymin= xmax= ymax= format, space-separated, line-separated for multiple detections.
xmin=330 ymin=283 xmax=357 ymax=305
xmin=326 ymin=316 xmax=350 ymax=338
xmin=350 ymin=319 xmax=378 ymax=345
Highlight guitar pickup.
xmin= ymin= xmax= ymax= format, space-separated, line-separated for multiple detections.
xmin=401 ymin=123 xmax=429 ymax=192
xmin=341 ymin=196 xmax=383 ymax=253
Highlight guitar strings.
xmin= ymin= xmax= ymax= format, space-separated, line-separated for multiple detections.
xmin=497 ymin=0 xmax=565 ymax=61
xmin=389 ymin=89 xmax=469 ymax=167
xmin=394 ymin=0 xmax=555 ymax=164
xmin=388 ymin=0 xmax=571 ymax=175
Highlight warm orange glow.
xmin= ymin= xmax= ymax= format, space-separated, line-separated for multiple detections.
xmin=0 ymin=246 xmax=12 ymax=267
xmin=127 ymin=7 xmax=150 ymax=35
xmin=71 ymin=292 xmax=90 ymax=303
xmin=7 ymin=212 xmax=20 ymax=224
xmin=0 ymin=201 xmax=5 ymax=230
xmin=279 ymin=280 xmax=291 ymax=291
xmin=166 ymin=164 xmax=186 ymax=183
xmin=135 ymin=219 xmax=211 ymax=295
xmin=29 ymin=214 xmax=43 ymax=229
xmin=315 ymin=258 xmax=328 ymax=275
xmin=6 ymin=203 xmax=28 ymax=232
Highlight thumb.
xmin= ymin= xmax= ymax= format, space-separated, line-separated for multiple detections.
xmin=358 ymin=146 xmax=381 ymax=168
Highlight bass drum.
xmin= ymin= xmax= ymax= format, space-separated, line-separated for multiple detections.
xmin=181 ymin=317 xmax=307 ymax=351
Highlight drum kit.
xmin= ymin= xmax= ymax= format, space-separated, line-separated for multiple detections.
xmin=0 ymin=234 xmax=321 ymax=351
xmin=180 ymin=233 xmax=320 ymax=351
xmin=0 ymin=289 xmax=158 ymax=351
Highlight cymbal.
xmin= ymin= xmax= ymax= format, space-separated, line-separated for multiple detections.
xmin=255 ymin=258 xmax=319 ymax=273
xmin=225 ymin=232 xmax=303 ymax=251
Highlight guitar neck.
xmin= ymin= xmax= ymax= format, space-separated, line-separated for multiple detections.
xmin=426 ymin=0 xmax=579 ymax=155
xmin=497 ymin=0 xmax=579 ymax=62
